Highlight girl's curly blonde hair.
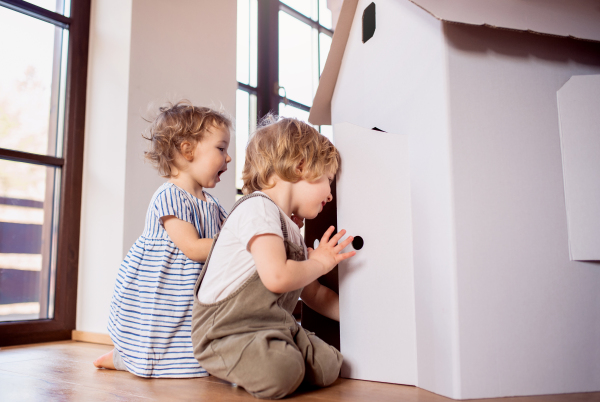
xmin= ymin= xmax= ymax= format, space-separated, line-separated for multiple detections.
xmin=242 ymin=115 xmax=340 ymax=194
xmin=143 ymin=100 xmax=232 ymax=178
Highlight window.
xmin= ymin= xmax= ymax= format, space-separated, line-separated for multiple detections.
xmin=0 ymin=0 xmax=90 ymax=346
xmin=236 ymin=0 xmax=334 ymax=195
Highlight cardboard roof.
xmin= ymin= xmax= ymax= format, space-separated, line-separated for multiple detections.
xmin=309 ymin=0 xmax=600 ymax=125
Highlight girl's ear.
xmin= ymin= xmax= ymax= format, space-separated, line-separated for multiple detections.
xmin=296 ymin=160 xmax=305 ymax=175
xmin=180 ymin=141 xmax=194 ymax=161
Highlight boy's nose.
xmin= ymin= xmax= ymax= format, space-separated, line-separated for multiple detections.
xmin=327 ymin=193 xmax=333 ymax=202
xmin=226 ymin=154 xmax=232 ymax=163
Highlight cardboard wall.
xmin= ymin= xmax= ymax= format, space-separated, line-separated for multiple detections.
xmin=331 ymin=0 xmax=461 ymax=397
xmin=77 ymin=0 xmax=236 ymax=334
xmin=445 ymin=24 xmax=600 ymax=398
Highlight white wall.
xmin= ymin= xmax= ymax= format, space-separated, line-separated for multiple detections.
xmin=77 ymin=0 xmax=236 ymax=334
xmin=331 ymin=0 xmax=460 ymax=397
xmin=123 ymin=0 xmax=237 ymax=252
xmin=77 ymin=0 xmax=132 ymax=334
xmin=445 ymin=24 xmax=600 ymax=399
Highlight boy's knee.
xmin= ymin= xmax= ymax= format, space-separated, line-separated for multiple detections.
xmin=310 ymin=345 xmax=343 ymax=387
xmin=243 ymin=342 xmax=305 ymax=399
xmin=249 ymin=360 xmax=304 ymax=399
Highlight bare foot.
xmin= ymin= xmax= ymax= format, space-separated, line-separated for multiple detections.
xmin=93 ymin=349 xmax=116 ymax=370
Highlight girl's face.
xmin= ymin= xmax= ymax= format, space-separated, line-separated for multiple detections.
xmin=292 ymin=170 xmax=334 ymax=220
xmin=190 ymin=125 xmax=232 ymax=189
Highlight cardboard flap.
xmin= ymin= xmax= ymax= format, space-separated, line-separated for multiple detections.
xmin=557 ymin=74 xmax=600 ymax=261
xmin=411 ymin=0 xmax=600 ymax=42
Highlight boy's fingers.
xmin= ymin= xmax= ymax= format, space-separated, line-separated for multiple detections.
xmin=320 ymin=226 xmax=335 ymax=243
xmin=329 ymin=229 xmax=346 ymax=245
xmin=336 ymin=250 xmax=356 ymax=263
xmin=334 ymin=235 xmax=354 ymax=252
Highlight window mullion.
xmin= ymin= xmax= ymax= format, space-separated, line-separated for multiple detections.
xmin=257 ymin=0 xmax=279 ymax=119
xmin=0 ymin=0 xmax=71 ymax=27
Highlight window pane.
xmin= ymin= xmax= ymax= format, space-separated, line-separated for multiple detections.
xmin=236 ymin=90 xmax=257 ymax=190
xmin=236 ymin=0 xmax=258 ymax=86
xmin=279 ymin=103 xmax=310 ymax=123
xmin=0 ymin=159 xmax=60 ymax=322
xmin=318 ymin=0 xmax=332 ymax=29
xmin=319 ymin=32 xmax=332 ymax=76
xmin=279 ymin=12 xmax=318 ymax=107
xmin=0 ymin=6 xmax=68 ymax=157
xmin=249 ymin=0 xmax=258 ymax=87
xmin=21 ymin=0 xmax=71 ymax=16
xmin=320 ymin=125 xmax=333 ymax=142
xmin=280 ymin=0 xmax=317 ymax=20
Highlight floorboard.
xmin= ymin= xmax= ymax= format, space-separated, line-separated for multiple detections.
xmin=0 ymin=341 xmax=599 ymax=401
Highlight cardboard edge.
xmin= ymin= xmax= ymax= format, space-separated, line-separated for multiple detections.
xmin=309 ymin=0 xmax=360 ymax=126
xmin=556 ymin=77 xmax=574 ymax=261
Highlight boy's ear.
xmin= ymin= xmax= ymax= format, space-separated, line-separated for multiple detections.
xmin=296 ymin=160 xmax=305 ymax=175
xmin=180 ymin=141 xmax=194 ymax=161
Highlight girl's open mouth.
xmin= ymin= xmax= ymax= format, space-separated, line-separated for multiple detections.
xmin=218 ymin=169 xmax=226 ymax=177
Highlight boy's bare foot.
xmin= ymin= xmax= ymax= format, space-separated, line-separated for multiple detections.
xmin=93 ymin=349 xmax=116 ymax=370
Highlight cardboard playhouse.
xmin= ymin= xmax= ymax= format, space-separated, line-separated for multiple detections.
xmin=309 ymin=0 xmax=600 ymax=400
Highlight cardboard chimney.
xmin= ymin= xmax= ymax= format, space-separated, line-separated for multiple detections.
xmin=309 ymin=0 xmax=600 ymax=399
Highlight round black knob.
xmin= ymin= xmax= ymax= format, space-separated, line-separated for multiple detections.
xmin=352 ymin=236 xmax=364 ymax=250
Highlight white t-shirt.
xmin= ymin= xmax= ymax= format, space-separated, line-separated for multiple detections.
xmin=197 ymin=192 xmax=307 ymax=303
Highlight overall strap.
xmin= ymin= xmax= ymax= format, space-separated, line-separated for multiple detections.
xmin=193 ymin=192 xmax=289 ymax=297
xmin=223 ymin=192 xmax=288 ymax=241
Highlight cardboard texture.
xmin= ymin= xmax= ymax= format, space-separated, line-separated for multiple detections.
xmin=410 ymin=0 xmax=600 ymax=42
xmin=311 ymin=0 xmax=600 ymax=399
xmin=557 ymin=75 xmax=600 ymax=261
xmin=335 ymin=122 xmax=417 ymax=386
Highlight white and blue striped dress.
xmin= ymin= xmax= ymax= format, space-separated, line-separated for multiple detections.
xmin=108 ymin=182 xmax=227 ymax=378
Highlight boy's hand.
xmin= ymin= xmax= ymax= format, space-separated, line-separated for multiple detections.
xmin=307 ymin=226 xmax=356 ymax=273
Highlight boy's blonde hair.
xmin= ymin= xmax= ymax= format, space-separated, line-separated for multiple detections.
xmin=242 ymin=116 xmax=340 ymax=194
xmin=143 ymin=100 xmax=232 ymax=178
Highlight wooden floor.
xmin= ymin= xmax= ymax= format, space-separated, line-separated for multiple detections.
xmin=0 ymin=341 xmax=599 ymax=402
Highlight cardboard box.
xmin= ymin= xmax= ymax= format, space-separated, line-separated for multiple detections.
xmin=310 ymin=0 xmax=600 ymax=399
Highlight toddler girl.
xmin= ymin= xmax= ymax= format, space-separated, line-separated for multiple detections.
xmin=93 ymin=101 xmax=232 ymax=378
xmin=191 ymin=117 xmax=356 ymax=398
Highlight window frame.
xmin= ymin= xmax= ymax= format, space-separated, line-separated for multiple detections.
xmin=0 ymin=0 xmax=91 ymax=346
xmin=236 ymin=0 xmax=333 ymax=195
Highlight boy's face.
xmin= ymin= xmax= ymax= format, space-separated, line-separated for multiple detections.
xmin=292 ymin=170 xmax=334 ymax=220
xmin=190 ymin=125 xmax=231 ymax=189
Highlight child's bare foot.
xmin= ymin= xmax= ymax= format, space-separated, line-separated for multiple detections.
xmin=93 ymin=349 xmax=116 ymax=370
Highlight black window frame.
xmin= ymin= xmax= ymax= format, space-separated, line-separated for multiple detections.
xmin=0 ymin=0 xmax=91 ymax=346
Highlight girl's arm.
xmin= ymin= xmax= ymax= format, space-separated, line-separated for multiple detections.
xmin=162 ymin=215 xmax=213 ymax=262
xmin=249 ymin=226 xmax=355 ymax=294
xmin=300 ymin=280 xmax=340 ymax=321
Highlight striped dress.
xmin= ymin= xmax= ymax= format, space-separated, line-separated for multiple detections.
xmin=108 ymin=182 xmax=227 ymax=378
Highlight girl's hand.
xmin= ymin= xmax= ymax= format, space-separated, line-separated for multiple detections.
xmin=308 ymin=226 xmax=356 ymax=274
xmin=291 ymin=214 xmax=304 ymax=229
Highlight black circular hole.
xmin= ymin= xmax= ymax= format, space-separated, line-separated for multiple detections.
xmin=352 ymin=236 xmax=364 ymax=250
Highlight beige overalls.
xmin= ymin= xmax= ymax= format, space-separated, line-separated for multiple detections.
xmin=191 ymin=193 xmax=343 ymax=399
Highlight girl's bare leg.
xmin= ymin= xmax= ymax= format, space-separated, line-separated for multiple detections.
xmin=93 ymin=349 xmax=116 ymax=370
